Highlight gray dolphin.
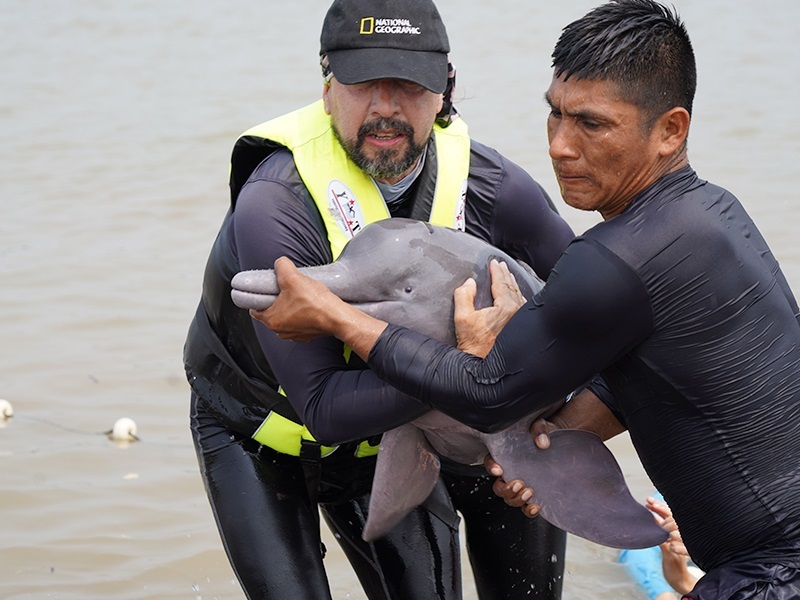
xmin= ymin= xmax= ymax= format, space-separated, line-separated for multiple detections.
xmin=231 ymin=218 xmax=667 ymax=549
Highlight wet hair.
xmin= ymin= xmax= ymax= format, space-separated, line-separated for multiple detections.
xmin=552 ymin=0 xmax=696 ymax=128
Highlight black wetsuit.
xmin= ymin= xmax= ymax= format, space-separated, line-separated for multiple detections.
xmin=367 ymin=167 xmax=800 ymax=599
xmin=186 ymin=135 xmax=575 ymax=599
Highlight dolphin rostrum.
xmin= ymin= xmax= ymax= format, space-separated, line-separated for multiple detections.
xmin=231 ymin=218 xmax=667 ymax=549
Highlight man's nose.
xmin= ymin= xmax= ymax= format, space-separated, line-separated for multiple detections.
xmin=548 ymin=119 xmax=578 ymax=161
xmin=369 ymin=80 xmax=401 ymax=118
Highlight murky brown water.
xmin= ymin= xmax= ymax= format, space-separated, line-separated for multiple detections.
xmin=1 ymin=0 xmax=798 ymax=597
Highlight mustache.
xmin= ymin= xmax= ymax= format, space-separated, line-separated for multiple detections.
xmin=357 ymin=117 xmax=415 ymax=143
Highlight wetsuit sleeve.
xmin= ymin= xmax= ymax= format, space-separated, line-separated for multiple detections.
xmin=491 ymin=160 xmax=575 ymax=279
xmin=233 ymin=166 xmax=428 ymax=445
xmin=367 ymin=238 xmax=654 ymax=433
xmin=465 ymin=142 xmax=575 ymax=280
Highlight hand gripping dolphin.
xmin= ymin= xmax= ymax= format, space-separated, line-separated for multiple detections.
xmin=230 ymin=218 xmax=667 ymax=549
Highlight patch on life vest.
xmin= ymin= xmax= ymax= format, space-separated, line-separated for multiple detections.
xmin=328 ymin=179 xmax=366 ymax=238
xmin=454 ymin=179 xmax=467 ymax=231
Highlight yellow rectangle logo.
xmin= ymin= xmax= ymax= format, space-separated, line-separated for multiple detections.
xmin=360 ymin=17 xmax=374 ymax=34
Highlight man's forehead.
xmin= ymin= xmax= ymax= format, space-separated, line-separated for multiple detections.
xmin=545 ymin=75 xmax=631 ymax=116
xmin=547 ymin=74 xmax=601 ymax=101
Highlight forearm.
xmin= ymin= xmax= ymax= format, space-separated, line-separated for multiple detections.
xmin=255 ymin=324 xmax=427 ymax=444
xmin=301 ymin=367 xmax=429 ymax=444
xmin=330 ymin=305 xmax=388 ymax=362
xmin=548 ymin=388 xmax=626 ymax=441
xmin=369 ymin=319 xmax=579 ymax=433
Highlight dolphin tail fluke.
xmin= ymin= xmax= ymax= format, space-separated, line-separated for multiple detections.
xmin=485 ymin=428 xmax=668 ymax=549
xmin=362 ymin=424 xmax=441 ymax=542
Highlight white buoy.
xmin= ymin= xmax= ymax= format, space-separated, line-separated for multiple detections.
xmin=0 ymin=399 xmax=13 ymax=420
xmin=111 ymin=417 xmax=138 ymax=442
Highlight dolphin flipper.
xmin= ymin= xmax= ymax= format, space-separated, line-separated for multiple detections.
xmin=485 ymin=428 xmax=668 ymax=549
xmin=362 ymin=424 xmax=441 ymax=542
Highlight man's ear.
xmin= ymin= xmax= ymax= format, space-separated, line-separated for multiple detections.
xmin=657 ymin=107 xmax=690 ymax=156
xmin=322 ymin=83 xmax=332 ymax=115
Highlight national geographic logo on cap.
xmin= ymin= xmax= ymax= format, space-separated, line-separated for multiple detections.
xmin=320 ymin=0 xmax=450 ymax=93
xmin=359 ymin=17 xmax=422 ymax=35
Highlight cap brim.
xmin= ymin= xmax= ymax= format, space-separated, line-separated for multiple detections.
xmin=327 ymin=48 xmax=448 ymax=94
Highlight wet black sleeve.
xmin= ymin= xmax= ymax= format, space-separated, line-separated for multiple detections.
xmin=367 ymin=238 xmax=654 ymax=433
xmin=232 ymin=160 xmax=428 ymax=445
xmin=465 ymin=142 xmax=575 ymax=280
xmin=489 ymin=157 xmax=575 ymax=279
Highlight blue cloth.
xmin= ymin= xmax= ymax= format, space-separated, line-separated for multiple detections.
xmin=620 ymin=546 xmax=672 ymax=600
xmin=619 ymin=491 xmax=672 ymax=600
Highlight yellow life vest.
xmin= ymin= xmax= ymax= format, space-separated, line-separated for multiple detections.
xmin=243 ymin=100 xmax=471 ymax=457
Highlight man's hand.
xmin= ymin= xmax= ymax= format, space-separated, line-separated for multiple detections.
xmin=530 ymin=413 xmax=559 ymax=450
xmin=251 ymin=257 xmax=388 ymax=360
xmin=250 ymin=257 xmax=343 ymax=342
xmin=482 ymin=411 xmax=565 ymax=518
xmin=647 ymin=496 xmax=700 ymax=594
xmin=454 ymin=260 xmax=526 ymax=357
xmin=483 ymin=454 xmax=541 ymax=518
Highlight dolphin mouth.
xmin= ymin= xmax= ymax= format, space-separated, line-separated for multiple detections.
xmin=230 ymin=289 xmax=277 ymax=311
xmin=230 ymin=289 xmax=396 ymax=315
xmin=352 ymin=300 xmax=409 ymax=321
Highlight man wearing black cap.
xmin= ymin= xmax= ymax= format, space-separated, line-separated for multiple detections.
xmin=184 ymin=0 xmax=575 ymax=597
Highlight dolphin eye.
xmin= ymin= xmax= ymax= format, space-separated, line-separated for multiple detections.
xmin=404 ymin=286 xmax=413 ymax=294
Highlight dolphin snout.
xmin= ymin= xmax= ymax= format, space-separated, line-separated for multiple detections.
xmin=231 ymin=270 xmax=279 ymax=294
xmin=230 ymin=270 xmax=280 ymax=311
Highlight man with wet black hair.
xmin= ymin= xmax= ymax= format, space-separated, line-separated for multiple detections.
xmin=552 ymin=0 xmax=697 ymax=128
xmin=257 ymin=1 xmax=800 ymax=598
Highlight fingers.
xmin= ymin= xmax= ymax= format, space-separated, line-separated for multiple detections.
xmin=454 ymin=277 xmax=477 ymax=322
xmin=489 ymin=260 xmax=526 ymax=309
xmin=492 ymin=478 xmax=535 ymax=508
xmin=667 ymin=539 xmax=690 ymax=557
xmin=273 ymin=256 xmax=302 ymax=289
xmin=486 ymin=456 xmax=542 ymax=519
xmin=483 ymin=454 xmax=504 ymax=477
xmin=248 ymin=257 xmax=333 ymax=342
xmin=646 ymin=496 xmax=673 ymax=518
xmin=529 ymin=419 xmax=552 ymax=449
xmin=648 ymin=497 xmax=690 ymax=557
xmin=523 ymin=503 xmax=541 ymax=518
xmin=648 ymin=502 xmax=673 ymax=530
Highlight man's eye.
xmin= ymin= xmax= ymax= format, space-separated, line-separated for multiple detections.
xmin=399 ymin=81 xmax=424 ymax=94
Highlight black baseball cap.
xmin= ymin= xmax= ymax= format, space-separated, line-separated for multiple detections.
xmin=320 ymin=0 xmax=450 ymax=94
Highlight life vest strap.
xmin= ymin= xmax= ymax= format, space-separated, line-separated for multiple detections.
xmin=252 ymin=410 xmax=379 ymax=459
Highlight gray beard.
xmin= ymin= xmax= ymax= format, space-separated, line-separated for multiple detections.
xmin=333 ymin=117 xmax=427 ymax=180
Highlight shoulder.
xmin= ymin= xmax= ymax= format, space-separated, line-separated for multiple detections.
xmin=246 ymin=148 xmax=304 ymax=190
xmin=465 ymin=139 xmax=572 ymax=258
xmin=237 ymin=149 xmax=320 ymax=221
xmin=467 ymin=140 xmax=553 ymax=208
xmin=234 ymin=149 xmax=330 ymax=268
xmin=468 ymin=140 xmax=529 ymax=185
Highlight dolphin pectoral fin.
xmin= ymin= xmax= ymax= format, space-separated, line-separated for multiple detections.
xmin=362 ymin=424 xmax=441 ymax=542
xmin=486 ymin=429 xmax=668 ymax=549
